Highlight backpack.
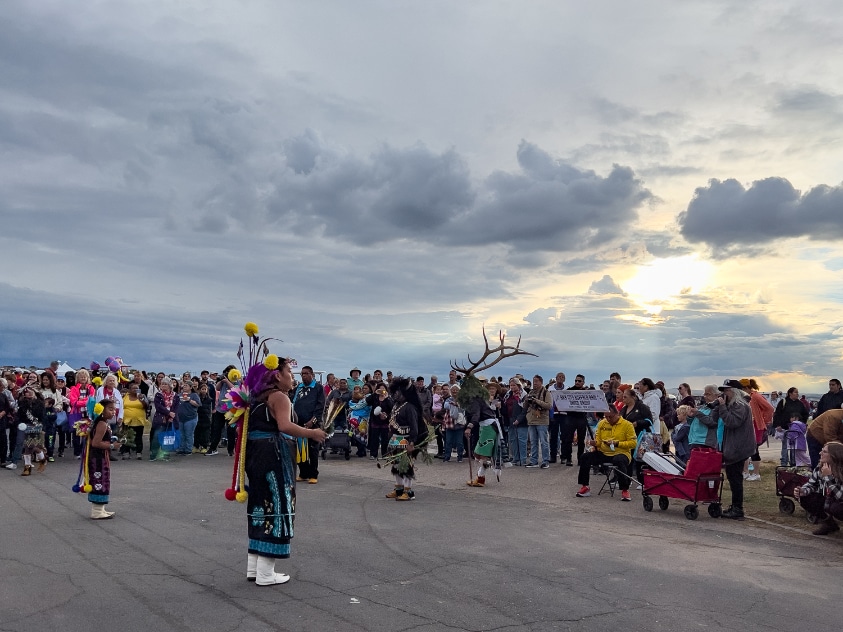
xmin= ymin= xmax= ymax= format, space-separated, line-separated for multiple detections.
xmin=661 ymin=395 xmax=677 ymax=430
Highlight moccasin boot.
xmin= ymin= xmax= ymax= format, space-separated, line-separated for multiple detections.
xmin=247 ymin=553 xmax=258 ymax=581
xmin=255 ymin=556 xmax=290 ymax=586
xmin=90 ymin=504 xmax=115 ymax=520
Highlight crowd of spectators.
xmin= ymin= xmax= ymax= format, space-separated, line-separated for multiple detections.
xmin=2 ymin=362 xmax=842 ymax=533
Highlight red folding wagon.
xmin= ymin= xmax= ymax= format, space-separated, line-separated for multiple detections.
xmin=642 ymin=447 xmax=723 ymax=520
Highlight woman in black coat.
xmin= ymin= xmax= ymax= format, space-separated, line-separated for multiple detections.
xmin=773 ymin=387 xmax=809 ymax=466
xmin=619 ymin=388 xmax=653 ymax=434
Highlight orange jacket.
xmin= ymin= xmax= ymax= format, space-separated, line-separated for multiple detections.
xmin=749 ymin=391 xmax=774 ymax=431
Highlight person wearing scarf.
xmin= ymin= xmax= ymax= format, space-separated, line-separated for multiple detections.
xmin=151 ymin=379 xmax=179 ymax=461
xmin=291 ymin=366 xmax=325 ymax=484
xmin=68 ymin=369 xmax=96 ymax=459
xmin=95 ymin=373 xmax=124 ymax=429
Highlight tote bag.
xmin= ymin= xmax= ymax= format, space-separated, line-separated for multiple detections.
xmin=158 ymin=423 xmax=181 ymax=453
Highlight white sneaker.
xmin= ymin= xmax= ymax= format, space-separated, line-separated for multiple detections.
xmin=746 ymin=473 xmax=761 ymax=481
xmin=636 ymin=484 xmax=642 ymax=491
xmin=5 ymin=463 xmax=17 ymax=470
xmin=742 ymin=472 xmax=749 ymax=480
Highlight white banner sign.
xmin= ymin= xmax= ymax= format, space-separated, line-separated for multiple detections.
xmin=550 ymin=389 xmax=611 ymax=413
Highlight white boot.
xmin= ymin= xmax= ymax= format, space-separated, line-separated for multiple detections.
xmin=247 ymin=553 xmax=258 ymax=581
xmin=255 ymin=556 xmax=290 ymax=586
xmin=90 ymin=504 xmax=115 ymax=520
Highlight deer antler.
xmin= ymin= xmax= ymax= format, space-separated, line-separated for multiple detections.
xmin=450 ymin=327 xmax=537 ymax=376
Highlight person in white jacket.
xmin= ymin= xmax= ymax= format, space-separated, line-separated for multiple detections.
xmin=639 ymin=378 xmax=661 ymax=435
xmin=95 ymin=373 xmax=124 ymax=428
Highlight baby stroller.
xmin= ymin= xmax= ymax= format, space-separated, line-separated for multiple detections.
xmin=641 ymin=447 xmax=723 ymax=520
xmin=775 ymin=428 xmax=818 ymax=523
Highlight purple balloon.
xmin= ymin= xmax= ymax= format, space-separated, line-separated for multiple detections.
xmin=107 ymin=360 xmax=121 ymax=373
xmin=90 ymin=362 xmax=101 ymax=371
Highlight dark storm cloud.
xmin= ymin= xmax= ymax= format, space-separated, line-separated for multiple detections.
xmin=266 ymin=137 xmax=651 ymax=257
xmin=267 ymin=135 xmax=475 ymax=239
xmin=444 ymin=141 xmax=652 ymax=250
xmin=677 ymin=176 xmax=843 ymax=252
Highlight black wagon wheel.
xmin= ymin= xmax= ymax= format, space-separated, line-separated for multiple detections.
xmin=683 ymin=505 xmax=699 ymax=520
xmin=642 ymin=495 xmax=654 ymax=512
xmin=658 ymin=496 xmax=669 ymax=511
xmin=778 ymin=497 xmax=795 ymax=515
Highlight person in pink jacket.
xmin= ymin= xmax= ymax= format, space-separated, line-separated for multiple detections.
xmin=68 ymin=369 xmax=96 ymax=459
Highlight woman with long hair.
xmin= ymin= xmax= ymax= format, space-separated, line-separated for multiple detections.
xmin=619 ymin=387 xmax=655 ymax=488
xmin=794 ymin=441 xmax=843 ymax=535
xmin=676 ymin=383 xmax=696 ymax=408
xmin=741 ymin=378 xmax=775 ymax=481
xmin=773 ymin=387 xmax=808 ymax=466
xmin=38 ymin=371 xmax=67 ymax=460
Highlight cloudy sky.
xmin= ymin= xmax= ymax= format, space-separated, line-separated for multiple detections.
xmin=2 ymin=1 xmax=843 ymax=391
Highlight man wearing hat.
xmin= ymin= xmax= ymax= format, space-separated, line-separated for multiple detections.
xmin=347 ymin=368 xmax=364 ymax=392
xmin=716 ymin=379 xmax=755 ymax=520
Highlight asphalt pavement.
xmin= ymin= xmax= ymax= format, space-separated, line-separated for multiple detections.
xmin=1 ymin=446 xmax=840 ymax=632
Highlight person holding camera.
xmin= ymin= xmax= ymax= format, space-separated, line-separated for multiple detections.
xmin=716 ymin=379 xmax=755 ymax=520
xmin=524 ymin=375 xmax=552 ymax=468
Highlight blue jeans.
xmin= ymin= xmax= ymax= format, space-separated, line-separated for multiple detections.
xmin=444 ymin=428 xmax=464 ymax=460
xmin=528 ymin=425 xmax=549 ymax=465
xmin=11 ymin=429 xmax=25 ymax=463
xmin=509 ymin=425 xmax=528 ymax=464
xmin=807 ymin=434 xmax=823 ymax=469
xmin=179 ymin=418 xmax=198 ymax=454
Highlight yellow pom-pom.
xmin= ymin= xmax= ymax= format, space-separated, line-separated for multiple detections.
xmin=244 ymin=322 xmax=259 ymax=337
xmin=83 ymin=484 xmax=93 ymax=493
xmin=93 ymin=403 xmax=104 ymax=416
xmin=92 ymin=377 xmax=102 ymax=386
xmin=263 ymin=354 xmax=279 ymax=370
xmin=228 ymin=369 xmax=242 ymax=382
xmin=235 ymin=491 xmax=248 ymax=503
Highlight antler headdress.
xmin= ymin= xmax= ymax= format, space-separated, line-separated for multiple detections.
xmin=451 ymin=326 xmax=537 ymax=378
xmin=453 ymin=327 xmax=537 ymax=408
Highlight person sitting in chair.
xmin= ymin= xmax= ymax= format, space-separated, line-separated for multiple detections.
xmin=575 ymin=408 xmax=637 ymax=502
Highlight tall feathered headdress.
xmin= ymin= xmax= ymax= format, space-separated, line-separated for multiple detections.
xmin=222 ymin=322 xmax=293 ymax=503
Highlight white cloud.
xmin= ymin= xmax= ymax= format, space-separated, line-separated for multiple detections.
xmin=2 ymin=0 xmax=843 ymax=393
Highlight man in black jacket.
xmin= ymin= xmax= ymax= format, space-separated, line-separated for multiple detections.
xmin=292 ymin=366 xmax=325 ymax=484
xmin=560 ymin=375 xmax=589 ymax=467
xmin=815 ymin=379 xmax=843 ymax=418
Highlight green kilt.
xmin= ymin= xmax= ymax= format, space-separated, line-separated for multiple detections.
xmin=474 ymin=424 xmax=497 ymax=458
